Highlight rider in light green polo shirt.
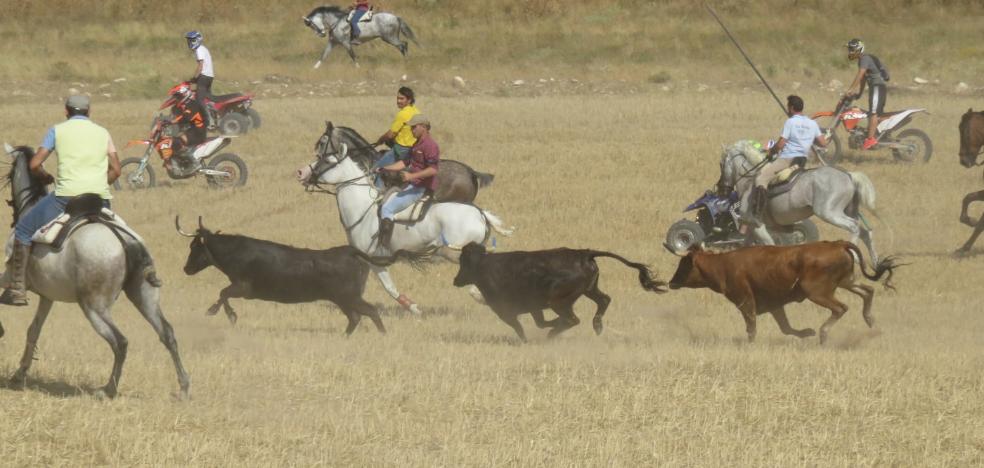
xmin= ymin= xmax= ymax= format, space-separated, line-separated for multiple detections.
xmin=1 ymin=95 xmax=122 ymax=306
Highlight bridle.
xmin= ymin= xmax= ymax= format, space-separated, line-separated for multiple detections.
xmin=305 ymin=131 xmax=384 ymax=233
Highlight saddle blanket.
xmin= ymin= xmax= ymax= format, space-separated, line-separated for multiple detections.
xmin=5 ymin=209 xmax=143 ymax=261
xmin=381 ymin=189 xmax=431 ymax=223
xmin=346 ymin=9 xmax=374 ymax=22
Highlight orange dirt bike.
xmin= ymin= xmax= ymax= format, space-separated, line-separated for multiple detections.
xmin=811 ymin=95 xmax=932 ymax=164
xmin=115 ymin=115 xmax=248 ymax=190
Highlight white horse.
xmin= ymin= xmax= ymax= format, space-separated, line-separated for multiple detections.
xmin=719 ymin=140 xmax=881 ymax=262
xmin=302 ymin=6 xmax=421 ymax=68
xmin=297 ymin=123 xmax=512 ymax=314
xmin=2 ymin=144 xmax=190 ymax=399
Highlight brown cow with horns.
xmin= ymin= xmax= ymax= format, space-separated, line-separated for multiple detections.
xmin=666 ymin=240 xmax=901 ymax=344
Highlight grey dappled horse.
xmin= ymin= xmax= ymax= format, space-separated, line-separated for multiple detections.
xmin=719 ymin=140 xmax=880 ymax=262
xmin=310 ymin=123 xmax=493 ymax=203
xmin=1 ymin=144 xmax=189 ymax=399
xmin=303 ymin=6 xmax=420 ymax=67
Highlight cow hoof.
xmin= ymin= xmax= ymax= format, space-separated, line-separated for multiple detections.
xmin=592 ymin=318 xmax=604 ymax=335
xmin=8 ymin=372 xmax=26 ymax=389
xmin=953 ymin=248 xmax=972 ymax=258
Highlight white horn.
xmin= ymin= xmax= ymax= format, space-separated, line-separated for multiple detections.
xmin=4 ymin=143 xmax=14 ymax=155
xmin=174 ymin=216 xmax=196 ymax=237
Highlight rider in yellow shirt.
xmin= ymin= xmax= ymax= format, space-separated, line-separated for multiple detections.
xmin=372 ymin=87 xmax=419 ymax=188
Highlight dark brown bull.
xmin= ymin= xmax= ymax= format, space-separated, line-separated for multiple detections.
xmin=956 ymin=109 xmax=984 ymax=255
xmin=667 ymin=241 xmax=900 ymax=344
xmin=453 ymin=243 xmax=667 ymax=342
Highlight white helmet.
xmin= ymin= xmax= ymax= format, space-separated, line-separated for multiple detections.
xmin=185 ymin=31 xmax=203 ymax=50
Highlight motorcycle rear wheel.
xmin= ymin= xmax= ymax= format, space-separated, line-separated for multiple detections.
xmin=665 ymin=219 xmax=706 ymax=253
xmin=892 ymin=128 xmax=933 ymax=163
xmin=206 ymin=153 xmax=248 ymax=188
xmin=113 ymin=157 xmax=156 ymax=190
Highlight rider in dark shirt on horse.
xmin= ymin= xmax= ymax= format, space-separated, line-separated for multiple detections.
xmin=350 ymin=0 xmax=370 ymax=40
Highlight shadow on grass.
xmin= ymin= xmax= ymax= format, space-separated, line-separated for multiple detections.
xmin=436 ymin=330 xmax=523 ymax=346
xmin=0 ymin=375 xmax=87 ymax=398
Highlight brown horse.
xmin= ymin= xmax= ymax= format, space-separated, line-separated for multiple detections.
xmin=956 ymin=109 xmax=984 ymax=255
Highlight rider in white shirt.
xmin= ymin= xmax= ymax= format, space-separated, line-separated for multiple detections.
xmin=185 ymin=31 xmax=215 ymax=128
xmin=744 ymin=95 xmax=827 ymax=227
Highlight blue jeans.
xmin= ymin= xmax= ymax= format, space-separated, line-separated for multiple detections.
xmin=381 ymin=185 xmax=426 ymax=220
xmin=373 ymin=144 xmax=410 ymax=189
xmin=15 ymin=193 xmax=110 ymax=245
xmin=351 ymin=8 xmax=368 ymax=37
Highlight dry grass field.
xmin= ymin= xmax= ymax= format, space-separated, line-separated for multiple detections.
xmin=1 ymin=0 xmax=984 ymax=466
xmin=0 ymin=87 xmax=982 ymax=466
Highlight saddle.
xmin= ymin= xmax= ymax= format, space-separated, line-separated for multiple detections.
xmin=31 ymin=194 xmax=143 ymax=251
xmin=379 ymin=188 xmax=434 ymax=223
xmin=766 ymin=158 xmax=809 ymax=197
xmin=346 ymin=8 xmax=374 ymax=22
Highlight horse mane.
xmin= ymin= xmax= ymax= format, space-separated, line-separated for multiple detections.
xmin=308 ymin=5 xmax=346 ymax=18
xmin=5 ymin=146 xmax=48 ymax=224
xmin=333 ymin=126 xmax=379 ymax=172
xmin=722 ymin=139 xmax=765 ymax=165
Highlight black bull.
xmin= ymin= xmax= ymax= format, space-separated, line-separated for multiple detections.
xmin=176 ymin=217 xmax=430 ymax=335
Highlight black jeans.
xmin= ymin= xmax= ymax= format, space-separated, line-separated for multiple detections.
xmin=196 ymin=75 xmax=213 ymax=125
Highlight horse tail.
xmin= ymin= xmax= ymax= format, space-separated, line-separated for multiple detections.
xmin=848 ymin=171 xmax=876 ymax=212
xmin=351 ymin=247 xmax=434 ymax=270
xmin=588 ymin=251 xmax=668 ymax=293
xmin=845 ymin=242 xmax=902 ymax=290
xmin=112 ymin=228 xmax=162 ymax=288
xmin=399 ymin=18 xmax=421 ymax=47
xmin=848 ymin=170 xmax=895 ymax=247
xmin=472 ymin=171 xmax=495 ymax=188
xmin=479 ymin=209 xmax=514 ymax=237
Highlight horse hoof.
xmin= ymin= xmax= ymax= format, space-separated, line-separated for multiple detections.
xmin=93 ymin=387 xmax=117 ymax=400
xmin=8 ymin=373 xmax=26 ymax=389
xmin=953 ymin=249 xmax=971 ymax=258
xmin=227 ymin=312 xmax=238 ymax=325
xmin=799 ymin=328 xmax=816 ymax=338
xmin=313 ymin=61 xmax=322 ymax=69
xmin=960 ymin=216 xmax=976 ymax=227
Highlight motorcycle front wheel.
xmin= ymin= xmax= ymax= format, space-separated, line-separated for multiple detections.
xmin=206 ymin=153 xmax=248 ymax=188
xmin=113 ymin=157 xmax=156 ymax=190
xmin=892 ymin=128 xmax=933 ymax=163
xmin=813 ymin=130 xmax=843 ymax=165
xmin=664 ymin=219 xmax=706 ymax=253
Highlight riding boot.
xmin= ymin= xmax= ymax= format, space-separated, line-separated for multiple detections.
xmin=379 ymin=218 xmax=394 ymax=247
xmin=0 ymin=240 xmax=30 ymax=306
xmin=743 ymin=187 xmax=767 ymax=228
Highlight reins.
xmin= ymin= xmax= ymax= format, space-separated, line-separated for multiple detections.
xmin=304 ymin=134 xmax=383 ymax=233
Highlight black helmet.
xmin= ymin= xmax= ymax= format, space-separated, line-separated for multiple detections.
xmin=846 ymin=38 xmax=864 ymax=58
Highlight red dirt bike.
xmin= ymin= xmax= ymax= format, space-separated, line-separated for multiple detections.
xmin=811 ymin=95 xmax=932 ymax=164
xmin=160 ymin=81 xmax=260 ymax=136
xmin=115 ymin=115 xmax=248 ymax=190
